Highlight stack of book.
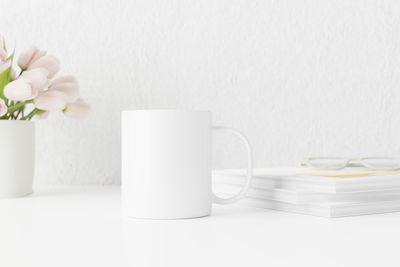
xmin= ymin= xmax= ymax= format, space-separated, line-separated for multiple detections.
xmin=212 ymin=168 xmax=400 ymax=217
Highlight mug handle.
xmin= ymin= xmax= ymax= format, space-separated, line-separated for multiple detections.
xmin=212 ymin=126 xmax=253 ymax=204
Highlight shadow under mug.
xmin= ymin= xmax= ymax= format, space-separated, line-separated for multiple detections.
xmin=121 ymin=110 xmax=253 ymax=219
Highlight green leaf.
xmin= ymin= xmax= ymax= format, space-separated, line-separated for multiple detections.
xmin=2 ymin=37 xmax=6 ymax=52
xmin=0 ymin=65 xmax=11 ymax=100
xmin=7 ymin=101 xmax=25 ymax=114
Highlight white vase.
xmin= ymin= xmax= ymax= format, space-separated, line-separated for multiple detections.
xmin=0 ymin=121 xmax=34 ymax=198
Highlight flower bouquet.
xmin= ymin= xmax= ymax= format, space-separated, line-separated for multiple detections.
xmin=0 ymin=35 xmax=89 ymax=119
xmin=0 ymin=35 xmax=90 ymax=198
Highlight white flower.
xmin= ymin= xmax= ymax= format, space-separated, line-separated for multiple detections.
xmin=0 ymin=49 xmax=10 ymax=74
xmin=18 ymin=45 xmax=46 ymax=70
xmin=3 ymin=78 xmax=38 ymax=101
xmin=28 ymin=55 xmax=59 ymax=78
xmin=50 ymin=75 xmax=79 ymax=103
xmin=20 ymin=68 xmax=49 ymax=91
xmin=0 ymin=60 xmax=10 ymax=75
xmin=0 ymin=48 xmax=7 ymax=63
xmin=0 ymin=99 xmax=7 ymax=116
xmin=33 ymin=111 xmax=50 ymax=120
xmin=63 ymin=98 xmax=90 ymax=118
xmin=33 ymin=90 xmax=67 ymax=111
xmin=51 ymin=82 xmax=79 ymax=103
xmin=10 ymin=68 xmax=18 ymax=80
xmin=52 ymin=75 xmax=77 ymax=85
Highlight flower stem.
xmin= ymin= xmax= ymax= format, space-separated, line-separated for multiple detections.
xmin=15 ymin=108 xmax=22 ymax=119
xmin=21 ymin=108 xmax=44 ymax=120
xmin=7 ymin=100 xmax=32 ymax=114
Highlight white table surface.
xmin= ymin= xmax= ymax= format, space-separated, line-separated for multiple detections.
xmin=1 ymin=186 xmax=400 ymax=267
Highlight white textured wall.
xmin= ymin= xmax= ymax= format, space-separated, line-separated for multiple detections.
xmin=2 ymin=0 xmax=400 ymax=184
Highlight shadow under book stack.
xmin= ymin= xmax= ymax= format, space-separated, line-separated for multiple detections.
xmin=213 ymin=168 xmax=400 ymax=217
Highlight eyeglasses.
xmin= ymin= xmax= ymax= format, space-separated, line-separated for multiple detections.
xmin=301 ymin=157 xmax=400 ymax=171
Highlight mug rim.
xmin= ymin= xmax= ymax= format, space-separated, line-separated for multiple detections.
xmin=122 ymin=109 xmax=211 ymax=114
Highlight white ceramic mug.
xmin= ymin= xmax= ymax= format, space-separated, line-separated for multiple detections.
xmin=121 ymin=110 xmax=253 ymax=219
